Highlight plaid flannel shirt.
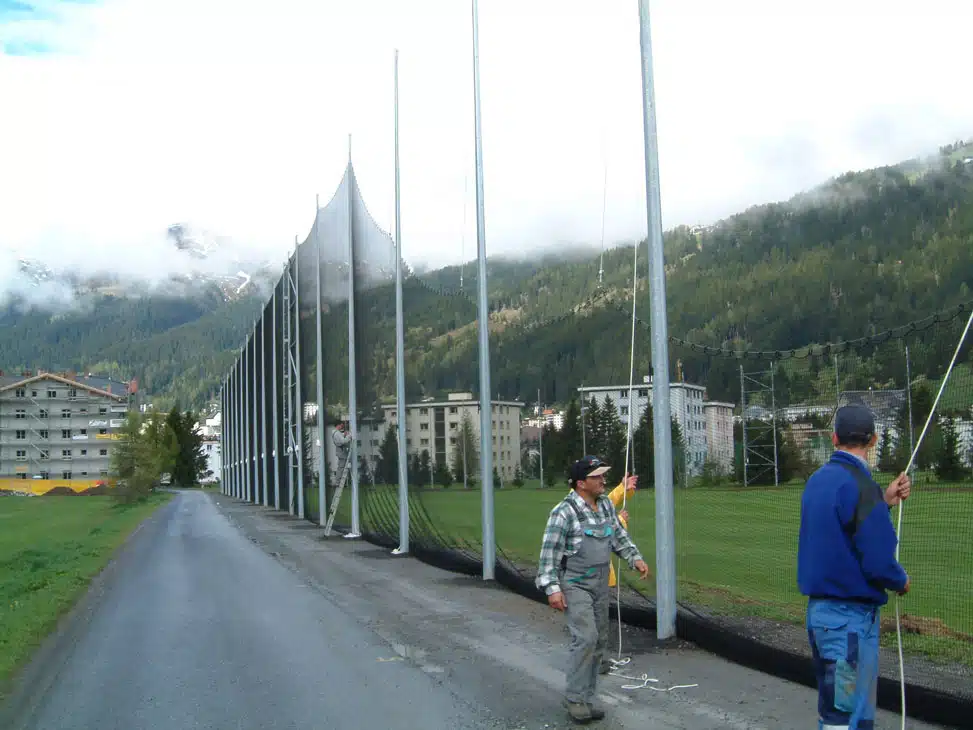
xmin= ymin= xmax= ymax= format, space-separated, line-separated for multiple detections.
xmin=535 ymin=489 xmax=643 ymax=596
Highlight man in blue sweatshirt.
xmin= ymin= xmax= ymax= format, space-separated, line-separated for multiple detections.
xmin=798 ymin=404 xmax=911 ymax=730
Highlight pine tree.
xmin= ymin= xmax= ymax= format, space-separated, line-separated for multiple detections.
xmin=451 ymin=411 xmax=478 ymax=487
xmin=602 ymin=401 xmax=627 ymax=477
xmin=584 ymin=398 xmax=602 ymax=457
xmin=434 ymin=458 xmax=452 ymax=487
xmin=418 ymin=449 xmax=432 ymax=487
xmin=111 ymin=411 xmax=178 ymax=504
xmin=376 ymin=425 xmax=399 ymax=485
xmin=877 ymin=428 xmax=895 ymax=473
xmin=166 ymin=407 xmax=207 ymax=487
xmin=934 ymin=415 xmax=969 ymax=482
xmin=560 ymin=398 xmax=583 ymax=463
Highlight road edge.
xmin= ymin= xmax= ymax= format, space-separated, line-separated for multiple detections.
xmin=0 ymin=492 xmax=178 ymax=730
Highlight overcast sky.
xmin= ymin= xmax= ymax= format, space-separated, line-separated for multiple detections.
xmin=1 ymin=0 xmax=972 ymax=279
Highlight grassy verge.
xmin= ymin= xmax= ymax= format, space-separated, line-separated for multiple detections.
xmin=0 ymin=492 xmax=172 ymax=696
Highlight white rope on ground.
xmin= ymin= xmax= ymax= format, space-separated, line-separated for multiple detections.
xmin=607 ymin=657 xmax=699 ymax=691
xmin=892 ymin=306 xmax=973 ymax=730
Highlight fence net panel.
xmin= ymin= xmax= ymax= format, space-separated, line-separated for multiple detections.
xmin=223 ymin=160 xmax=972 ymax=718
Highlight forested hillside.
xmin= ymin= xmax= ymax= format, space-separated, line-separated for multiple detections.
xmin=2 ymin=141 xmax=972 ymax=408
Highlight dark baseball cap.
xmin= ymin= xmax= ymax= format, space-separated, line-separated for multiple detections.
xmin=570 ymin=455 xmax=611 ymax=482
xmin=834 ymin=404 xmax=876 ymax=443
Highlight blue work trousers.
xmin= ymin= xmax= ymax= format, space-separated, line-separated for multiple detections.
xmin=807 ymin=598 xmax=880 ymax=730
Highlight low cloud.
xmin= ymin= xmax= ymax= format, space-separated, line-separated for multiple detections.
xmin=1 ymin=0 xmax=971 ymax=288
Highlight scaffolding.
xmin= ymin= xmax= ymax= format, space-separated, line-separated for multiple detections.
xmin=739 ymin=364 xmax=779 ymax=486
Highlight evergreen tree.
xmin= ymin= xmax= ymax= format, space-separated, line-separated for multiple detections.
xmin=631 ymin=405 xmax=688 ymax=487
xmin=418 ymin=449 xmax=432 ymax=487
xmin=877 ymin=428 xmax=895 ymax=473
xmin=560 ymin=398 xmax=583 ymax=462
xmin=451 ymin=411 xmax=478 ymax=487
xmin=602 ymin=402 xmax=627 ymax=478
xmin=934 ymin=415 xmax=969 ymax=481
xmin=166 ymin=406 xmax=207 ymax=487
xmin=581 ymin=397 xmax=599 ymax=455
xmin=434 ymin=458 xmax=453 ymax=487
xmin=407 ymin=452 xmax=422 ymax=486
xmin=111 ymin=411 xmax=178 ymax=504
xmin=589 ymin=397 xmax=609 ymax=458
xmin=376 ymin=425 xmax=399 ymax=485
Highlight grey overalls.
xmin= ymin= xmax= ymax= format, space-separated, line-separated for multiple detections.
xmin=558 ymin=498 xmax=614 ymax=704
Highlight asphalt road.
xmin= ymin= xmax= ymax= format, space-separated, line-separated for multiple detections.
xmin=12 ymin=491 xmax=494 ymax=730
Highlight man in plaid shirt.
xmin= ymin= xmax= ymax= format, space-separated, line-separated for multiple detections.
xmin=536 ymin=455 xmax=650 ymax=724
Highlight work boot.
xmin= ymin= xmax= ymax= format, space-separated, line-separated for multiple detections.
xmin=599 ymin=658 xmax=611 ymax=675
xmin=564 ymin=700 xmax=593 ymax=724
xmin=587 ymin=703 xmax=606 ymax=721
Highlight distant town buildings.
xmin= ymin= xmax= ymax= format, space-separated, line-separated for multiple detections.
xmin=0 ymin=371 xmax=133 ymax=493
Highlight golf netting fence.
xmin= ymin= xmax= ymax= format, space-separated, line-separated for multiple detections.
xmin=222 ymin=163 xmax=972 ymax=726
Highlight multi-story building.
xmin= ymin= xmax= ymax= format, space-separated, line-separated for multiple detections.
xmin=201 ymin=439 xmax=221 ymax=484
xmin=703 ymin=401 xmax=735 ymax=473
xmin=381 ymin=392 xmax=524 ymax=481
xmin=578 ymin=377 xmax=721 ymax=477
xmin=0 ymin=371 xmax=132 ymax=493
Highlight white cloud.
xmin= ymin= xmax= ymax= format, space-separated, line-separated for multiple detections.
xmin=1 ymin=0 xmax=971 ymax=283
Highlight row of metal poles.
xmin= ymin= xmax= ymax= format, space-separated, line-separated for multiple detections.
xmin=216 ymin=0 xmax=679 ymax=641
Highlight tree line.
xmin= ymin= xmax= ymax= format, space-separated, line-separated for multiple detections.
xmin=110 ymin=406 xmax=210 ymax=503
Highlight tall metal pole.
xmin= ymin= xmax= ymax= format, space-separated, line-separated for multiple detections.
xmin=220 ymin=378 xmax=227 ymax=495
xmin=272 ymin=282 xmax=282 ymax=510
xmin=314 ymin=195 xmax=328 ymax=526
xmin=740 ymin=364 xmax=748 ymax=487
xmin=471 ymin=0 xmax=495 ymax=580
xmin=235 ymin=358 xmax=241 ymax=498
xmin=294 ymin=236 xmax=305 ymax=519
xmin=538 ymin=389 xmax=544 ymax=486
xmin=224 ymin=376 xmax=230 ymax=495
xmin=637 ymin=0 xmax=676 ymax=640
xmin=261 ymin=310 xmax=269 ymax=506
xmin=393 ymin=48 xmax=410 ymax=555
xmin=252 ymin=325 xmax=260 ymax=503
xmin=346 ymin=151 xmax=361 ymax=538
xmin=770 ymin=363 xmax=780 ymax=486
xmin=243 ymin=338 xmax=251 ymax=502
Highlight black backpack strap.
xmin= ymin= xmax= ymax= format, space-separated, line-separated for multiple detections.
xmin=834 ymin=460 xmax=886 ymax=538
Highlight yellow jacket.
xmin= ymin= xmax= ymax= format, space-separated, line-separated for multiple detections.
xmin=607 ymin=481 xmax=631 ymax=588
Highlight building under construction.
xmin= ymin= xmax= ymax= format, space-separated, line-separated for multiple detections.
xmin=0 ymin=370 xmax=135 ymax=494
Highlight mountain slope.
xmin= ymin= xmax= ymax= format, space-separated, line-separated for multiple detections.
xmin=1 ymin=142 xmax=971 ymax=408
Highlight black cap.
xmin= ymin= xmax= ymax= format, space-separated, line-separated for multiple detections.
xmin=570 ymin=455 xmax=611 ymax=482
xmin=834 ymin=404 xmax=876 ymax=444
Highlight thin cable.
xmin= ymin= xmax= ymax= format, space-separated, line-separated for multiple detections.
xmin=460 ymin=173 xmax=468 ymax=290
xmin=614 ymin=228 xmax=640 ymax=662
xmin=598 ymin=140 xmax=608 ymax=286
xmin=892 ymin=307 xmax=973 ymax=730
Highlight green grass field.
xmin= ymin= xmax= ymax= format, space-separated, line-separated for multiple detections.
xmin=321 ymin=477 xmax=973 ymax=666
xmin=0 ymin=493 xmax=172 ymax=696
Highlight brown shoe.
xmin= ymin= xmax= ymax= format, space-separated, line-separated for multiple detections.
xmin=564 ymin=700 xmax=593 ymax=724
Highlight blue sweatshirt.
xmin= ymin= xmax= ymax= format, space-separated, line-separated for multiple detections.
xmin=798 ymin=450 xmax=908 ymax=605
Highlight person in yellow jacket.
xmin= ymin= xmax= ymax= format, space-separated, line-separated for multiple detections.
xmin=607 ymin=473 xmax=639 ymax=588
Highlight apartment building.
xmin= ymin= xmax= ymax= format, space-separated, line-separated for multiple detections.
xmin=578 ymin=377 xmax=733 ymax=476
xmin=381 ymin=392 xmax=524 ymax=481
xmin=703 ymin=401 xmax=735 ymax=473
xmin=0 ymin=371 xmax=132 ymax=492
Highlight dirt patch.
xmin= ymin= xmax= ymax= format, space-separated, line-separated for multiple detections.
xmin=884 ymin=614 xmax=973 ymax=642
